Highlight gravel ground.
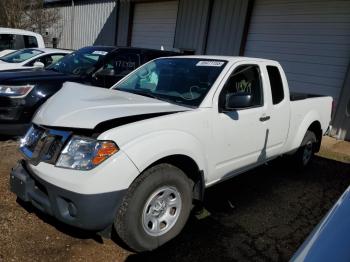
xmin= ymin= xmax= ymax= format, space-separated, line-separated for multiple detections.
xmin=0 ymin=139 xmax=349 ymax=262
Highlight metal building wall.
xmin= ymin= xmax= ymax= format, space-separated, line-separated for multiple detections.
xmin=205 ymin=0 xmax=249 ymax=55
xmin=47 ymin=0 xmax=117 ymax=50
xmin=173 ymin=0 xmax=249 ymax=55
xmin=116 ymin=0 xmax=131 ymax=47
xmin=46 ymin=4 xmax=73 ymax=49
xmin=331 ymin=65 xmax=350 ymax=141
xmin=131 ymin=1 xmax=179 ymax=50
xmin=174 ymin=0 xmax=210 ymax=54
xmin=244 ymin=0 xmax=350 ymax=99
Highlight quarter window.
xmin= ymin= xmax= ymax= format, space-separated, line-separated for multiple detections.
xmin=267 ymin=66 xmax=284 ymax=105
xmin=0 ymin=34 xmax=15 ymax=50
xmin=24 ymin=36 xmax=38 ymax=48
xmin=220 ymin=65 xmax=263 ymax=108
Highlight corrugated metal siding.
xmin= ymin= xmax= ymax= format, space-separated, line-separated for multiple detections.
xmin=173 ymin=0 xmax=210 ymax=54
xmin=46 ymin=4 xmax=73 ymax=49
xmin=331 ymin=64 xmax=350 ymax=141
xmin=116 ymin=1 xmax=131 ymax=47
xmin=245 ymin=0 xmax=350 ymax=99
xmin=131 ymin=1 xmax=179 ymax=50
xmin=47 ymin=0 xmax=117 ymax=50
xmin=205 ymin=0 xmax=249 ymax=55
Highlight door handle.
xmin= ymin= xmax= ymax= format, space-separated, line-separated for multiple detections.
xmin=259 ymin=116 xmax=270 ymax=122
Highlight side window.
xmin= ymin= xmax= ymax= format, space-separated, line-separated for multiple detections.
xmin=49 ymin=54 xmax=65 ymax=65
xmin=26 ymin=56 xmax=45 ymax=66
xmin=24 ymin=36 xmax=38 ymax=48
xmin=13 ymin=35 xmax=25 ymax=49
xmin=267 ymin=66 xmax=284 ymax=105
xmin=220 ymin=65 xmax=263 ymax=109
xmin=0 ymin=34 xmax=15 ymax=50
xmin=103 ymin=54 xmax=140 ymax=76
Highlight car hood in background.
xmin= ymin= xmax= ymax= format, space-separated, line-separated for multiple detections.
xmin=0 ymin=69 xmax=70 ymax=83
xmin=0 ymin=62 xmax=26 ymax=71
xmin=0 ymin=49 xmax=16 ymax=58
xmin=33 ymin=82 xmax=192 ymax=129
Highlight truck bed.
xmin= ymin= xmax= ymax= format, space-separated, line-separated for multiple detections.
xmin=290 ymin=92 xmax=326 ymax=101
xmin=283 ymin=95 xmax=333 ymax=153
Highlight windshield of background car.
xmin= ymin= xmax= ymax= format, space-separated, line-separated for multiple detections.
xmin=0 ymin=49 xmax=43 ymax=63
xmin=46 ymin=48 xmax=109 ymax=75
xmin=112 ymin=58 xmax=227 ymax=107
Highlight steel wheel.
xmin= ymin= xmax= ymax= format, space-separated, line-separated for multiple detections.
xmin=302 ymin=140 xmax=313 ymax=165
xmin=142 ymin=186 xmax=182 ymax=237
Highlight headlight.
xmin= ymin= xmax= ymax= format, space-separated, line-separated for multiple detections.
xmin=0 ymin=84 xmax=34 ymax=98
xmin=56 ymin=136 xmax=119 ymax=170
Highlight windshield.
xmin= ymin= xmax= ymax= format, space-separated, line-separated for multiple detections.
xmin=112 ymin=58 xmax=227 ymax=107
xmin=46 ymin=48 xmax=109 ymax=75
xmin=0 ymin=49 xmax=43 ymax=63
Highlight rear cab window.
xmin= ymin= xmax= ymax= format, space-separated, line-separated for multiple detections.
xmin=24 ymin=35 xmax=38 ymax=48
xmin=266 ymin=66 xmax=284 ymax=105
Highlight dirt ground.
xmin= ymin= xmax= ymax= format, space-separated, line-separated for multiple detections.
xmin=0 ymin=138 xmax=349 ymax=262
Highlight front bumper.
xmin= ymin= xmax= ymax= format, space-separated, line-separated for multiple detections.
xmin=10 ymin=161 xmax=126 ymax=231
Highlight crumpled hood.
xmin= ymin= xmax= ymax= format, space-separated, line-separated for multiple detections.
xmin=33 ymin=82 xmax=192 ymax=129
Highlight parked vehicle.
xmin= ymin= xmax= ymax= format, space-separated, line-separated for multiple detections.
xmin=291 ymin=185 xmax=350 ymax=262
xmin=0 ymin=28 xmax=45 ymax=57
xmin=0 ymin=48 xmax=71 ymax=71
xmin=10 ymin=56 xmax=332 ymax=252
xmin=0 ymin=46 xmax=178 ymax=135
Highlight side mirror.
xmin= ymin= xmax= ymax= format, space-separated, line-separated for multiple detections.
xmin=224 ymin=92 xmax=253 ymax=110
xmin=33 ymin=61 xmax=45 ymax=68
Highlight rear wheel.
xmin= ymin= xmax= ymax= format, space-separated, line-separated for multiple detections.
xmin=294 ymin=131 xmax=317 ymax=168
xmin=114 ymin=163 xmax=193 ymax=252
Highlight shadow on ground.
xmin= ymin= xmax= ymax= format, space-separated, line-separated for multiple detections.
xmin=3 ymin=142 xmax=349 ymax=262
xmin=126 ymin=156 xmax=350 ymax=262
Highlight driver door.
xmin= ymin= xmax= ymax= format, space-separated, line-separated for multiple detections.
xmin=212 ymin=64 xmax=269 ymax=181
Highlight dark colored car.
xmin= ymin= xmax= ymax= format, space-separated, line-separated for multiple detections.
xmin=291 ymin=186 xmax=350 ymax=261
xmin=0 ymin=46 xmax=178 ymax=135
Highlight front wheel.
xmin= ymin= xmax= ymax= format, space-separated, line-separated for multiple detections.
xmin=114 ymin=163 xmax=193 ymax=252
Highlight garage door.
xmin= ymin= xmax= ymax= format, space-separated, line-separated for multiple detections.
xmin=131 ymin=1 xmax=178 ymax=50
xmin=245 ymin=0 xmax=350 ymax=99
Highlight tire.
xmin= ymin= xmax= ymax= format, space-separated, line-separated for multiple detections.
xmin=114 ymin=163 xmax=193 ymax=252
xmin=294 ymin=131 xmax=317 ymax=169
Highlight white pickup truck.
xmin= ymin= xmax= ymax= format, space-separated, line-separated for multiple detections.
xmin=10 ymin=56 xmax=332 ymax=252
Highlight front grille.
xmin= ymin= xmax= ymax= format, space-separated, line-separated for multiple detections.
xmin=20 ymin=125 xmax=71 ymax=165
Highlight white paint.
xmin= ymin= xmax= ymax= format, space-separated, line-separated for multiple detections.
xmin=0 ymin=27 xmax=45 ymax=57
xmin=0 ymin=48 xmax=71 ymax=71
xmin=31 ymin=56 xmax=332 ymax=195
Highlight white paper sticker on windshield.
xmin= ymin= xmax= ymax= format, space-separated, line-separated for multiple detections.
xmin=92 ymin=51 xmax=108 ymax=56
xmin=196 ymin=61 xmax=225 ymax=67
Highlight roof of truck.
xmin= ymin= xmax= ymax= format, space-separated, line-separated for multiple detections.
xmin=0 ymin=27 xmax=43 ymax=38
xmin=32 ymin=48 xmax=72 ymax=54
